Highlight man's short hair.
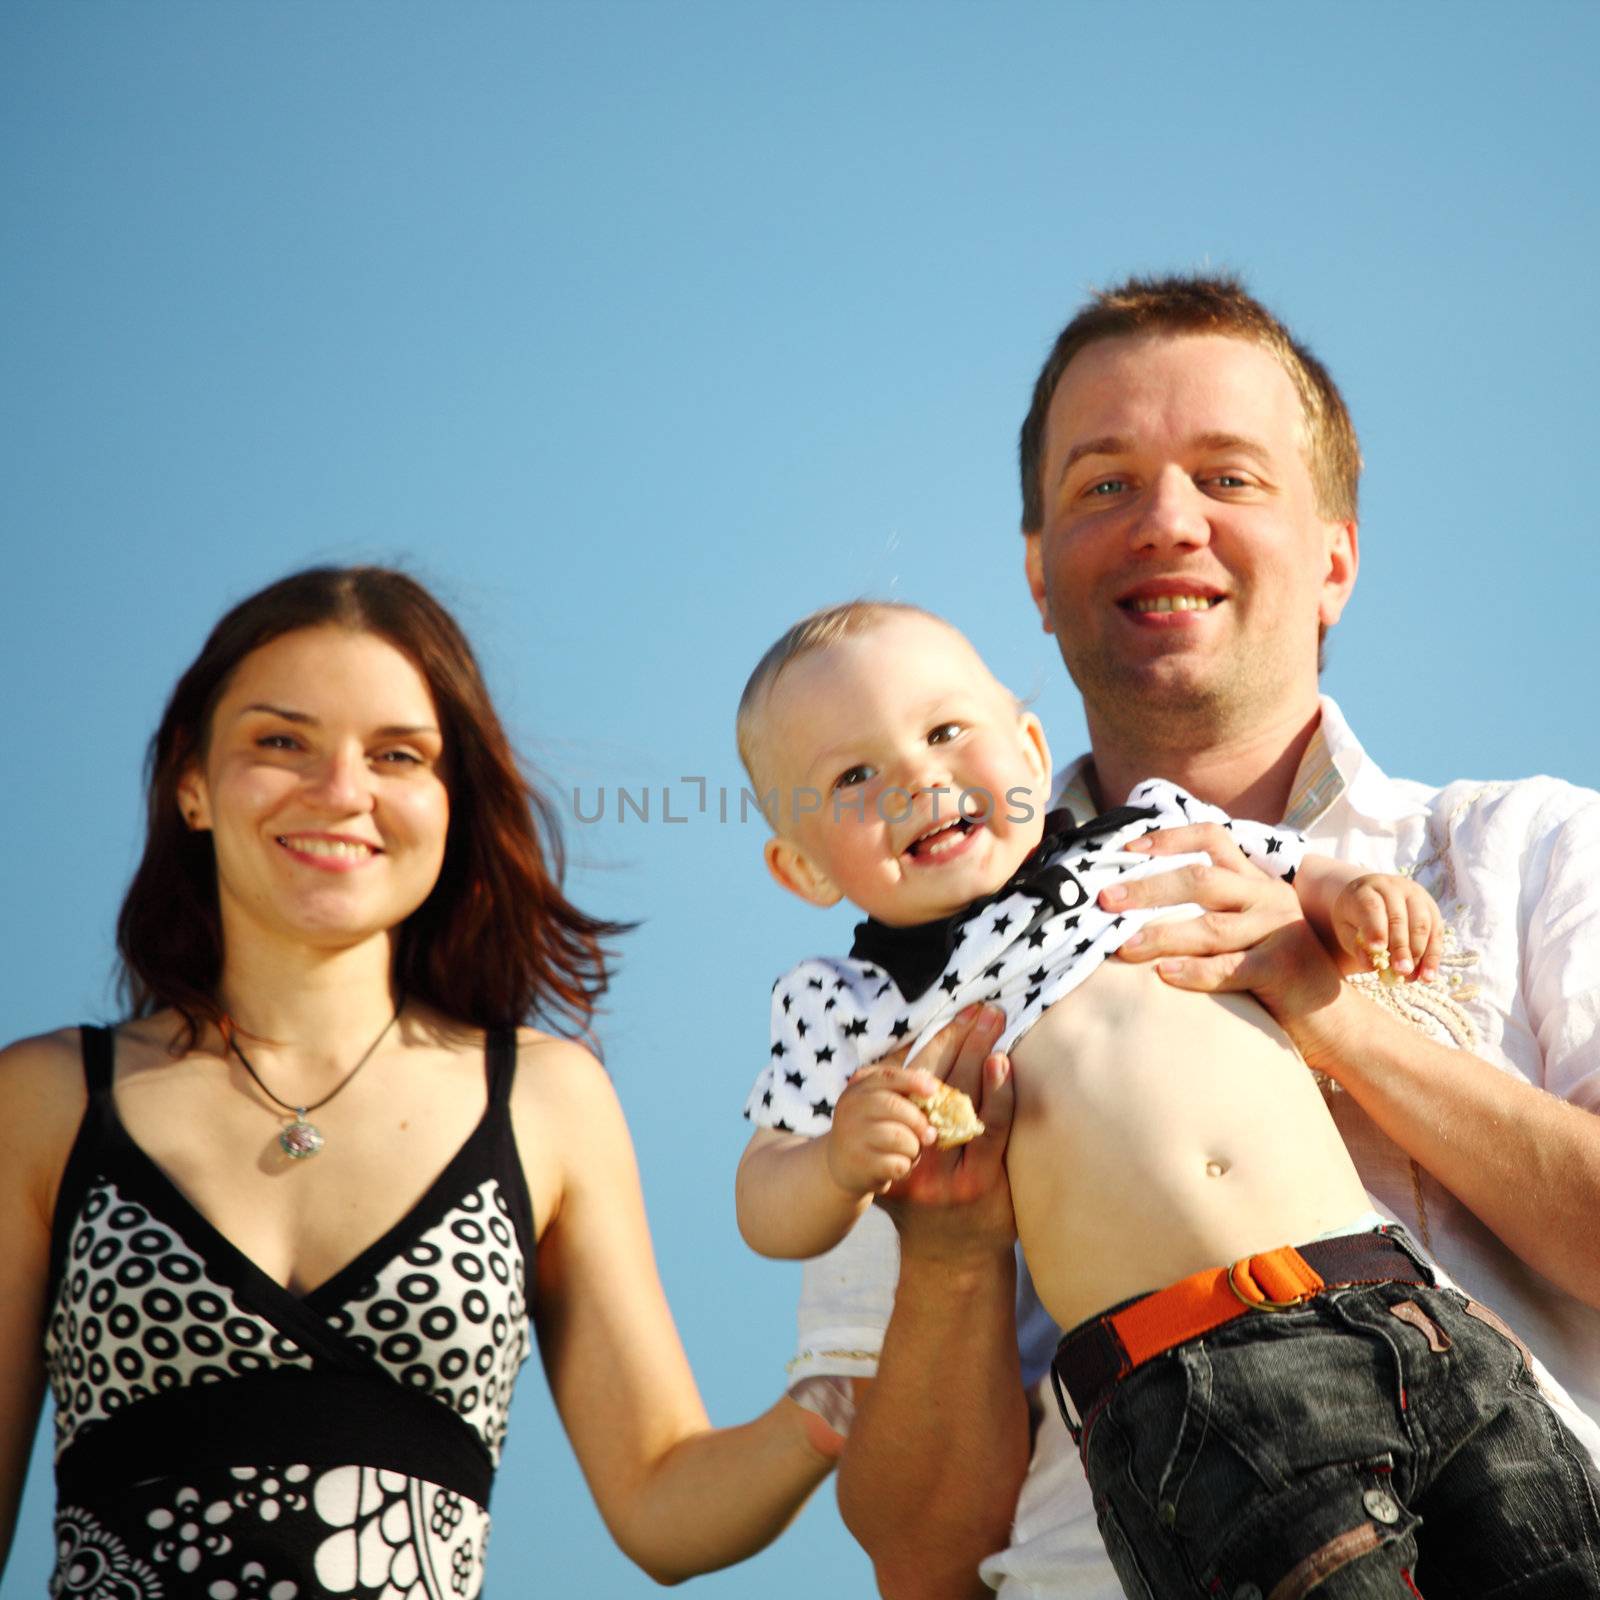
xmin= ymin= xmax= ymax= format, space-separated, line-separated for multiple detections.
xmin=736 ymin=599 xmax=941 ymax=793
xmin=1017 ymin=273 xmax=1362 ymax=532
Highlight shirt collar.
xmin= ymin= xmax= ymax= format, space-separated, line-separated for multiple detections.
xmin=1050 ymin=696 xmax=1367 ymax=830
xmin=849 ymin=805 xmax=1152 ymax=1002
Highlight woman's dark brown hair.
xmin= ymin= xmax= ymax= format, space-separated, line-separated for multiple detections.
xmin=117 ymin=566 xmax=626 ymax=1045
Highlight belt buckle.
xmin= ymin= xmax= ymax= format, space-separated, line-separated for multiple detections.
xmin=1227 ymin=1254 xmax=1311 ymax=1314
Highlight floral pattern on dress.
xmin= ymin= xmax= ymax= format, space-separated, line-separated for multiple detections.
xmin=206 ymin=1561 xmax=300 ymax=1600
xmin=147 ymin=1484 xmax=235 ymax=1573
xmin=51 ymin=1506 xmax=165 ymax=1599
xmin=310 ymin=1467 xmax=486 ymax=1599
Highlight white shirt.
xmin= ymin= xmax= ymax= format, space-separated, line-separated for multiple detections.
xmin=786 ymin=697 xmax=1600 ymax=1597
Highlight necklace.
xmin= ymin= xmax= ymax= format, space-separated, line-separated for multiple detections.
xmin=224 ymin=1004 xmax=403 ymax=1160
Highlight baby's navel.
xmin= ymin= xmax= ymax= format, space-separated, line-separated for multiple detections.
xmin=1204 ymin=1157 xmax=1231 ymax=1179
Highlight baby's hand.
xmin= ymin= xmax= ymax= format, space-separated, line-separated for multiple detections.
xmin=826 ymin=1065 xmax=941 ymax=1198
xmin=1330 ymin=872 xmax=1442 ymax=985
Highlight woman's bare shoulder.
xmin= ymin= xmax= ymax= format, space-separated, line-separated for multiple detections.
xmin=0 ymin=1027 xmax=92 ymax=1180
xmin=510 ymin=1028 xmax=611 ymax=1096
xmin=502 ymin=1031 xmax=623 ymax=1237
xmin=0 ymin=1025 xmax=88 ymax=1097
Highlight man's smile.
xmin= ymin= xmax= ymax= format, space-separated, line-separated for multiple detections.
xmin=1126 ymin=594 xmax=1218 ymax=613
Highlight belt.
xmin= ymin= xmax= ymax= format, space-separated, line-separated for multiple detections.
xmin=1051 ymin=1229 xmax=1431 ymax=1434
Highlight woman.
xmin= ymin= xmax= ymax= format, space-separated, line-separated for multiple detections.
xmin=0 ymin=567 xmax=839 ymax=1597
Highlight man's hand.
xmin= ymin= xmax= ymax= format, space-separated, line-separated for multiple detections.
xmin=875 ymin=1004 xmax=1016 ymax=1266
xmin=1106 ymin=822 xmax=1345 ymax=1025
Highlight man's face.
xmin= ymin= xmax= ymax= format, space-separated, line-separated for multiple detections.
xmin=1023 ymin=332 xmax=1357 ymax=745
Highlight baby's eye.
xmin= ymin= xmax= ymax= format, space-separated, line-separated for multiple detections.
xmin=832 ymin=764 xmax=875 ymax=791
xmin=927 ymin=723 xmax=963 ymax=745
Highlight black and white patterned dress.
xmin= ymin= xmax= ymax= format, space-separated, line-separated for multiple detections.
xmin=745 ymin=779 xmax=1305 ymax=1135
xmin=44 ymin=1027 xmax=535 ymax=1600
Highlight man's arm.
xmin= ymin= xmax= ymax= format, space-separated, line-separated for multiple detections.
xmin=835 ymin=1009 xmax=1033 ymax=1600
xmin=1107 ymin=821 xmax=1600 ymax=1309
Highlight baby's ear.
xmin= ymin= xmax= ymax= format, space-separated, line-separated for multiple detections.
xmin=764 ymin=835 xmax=842 ymax=909
xmin=1017 ymin=710 xmax=1052 ymax=783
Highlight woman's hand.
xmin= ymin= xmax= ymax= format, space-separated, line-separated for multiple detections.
xmin=787 ymin=1394 xmax=846 ymax=1465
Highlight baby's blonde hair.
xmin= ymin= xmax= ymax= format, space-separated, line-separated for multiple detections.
xmin=736 ymin=599 xmax=949 ymax=796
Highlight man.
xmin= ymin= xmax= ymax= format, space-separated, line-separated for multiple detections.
xmin=788 ymin=274 xmax=1600 ymax=1597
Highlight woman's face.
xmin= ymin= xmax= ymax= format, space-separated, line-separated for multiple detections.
xmin=178 ymin=626 xmax=450 ymax=958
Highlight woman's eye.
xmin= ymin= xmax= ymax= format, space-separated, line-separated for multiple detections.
xmin=832 ymin=764 xmax=874 ymax=791
xmin=927 ymin=723 xmax=963 ymax=745
xmin=256 ymin=733 xmax=301 ymax=752
xmin=374 ymin=749 xmax=424 ymax=767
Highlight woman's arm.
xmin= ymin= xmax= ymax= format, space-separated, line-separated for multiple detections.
xmin=512 ymin=1037 xmax=837 ymax=1584
xmin=0 ymin=1033 xmax=86 ymax=1577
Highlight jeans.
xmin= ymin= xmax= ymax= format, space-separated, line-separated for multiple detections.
xmin=1080 ymin=1279 xmax=1600 ymax=1599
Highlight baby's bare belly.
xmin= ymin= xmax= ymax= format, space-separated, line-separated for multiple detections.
xmin=1007 ymin=960 xmax=1369 ymax=1332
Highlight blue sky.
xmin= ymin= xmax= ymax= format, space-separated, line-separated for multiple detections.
xmin=4 ymin=4 xmax=1598 ymax=1594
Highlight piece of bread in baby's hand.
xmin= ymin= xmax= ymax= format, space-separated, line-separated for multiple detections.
xmin=908 ymin=1080 xmax=984 ymax=1148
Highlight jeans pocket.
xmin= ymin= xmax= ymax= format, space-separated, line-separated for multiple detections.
xmin=1087 ymin=1350 xmax=1210 ymax=1512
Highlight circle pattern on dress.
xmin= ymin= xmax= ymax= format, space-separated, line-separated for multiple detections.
xmin=334 ymin=1178 xmax=529 ymax=1463
xmin=45 ymin=1178 xmax=313 ymax=1456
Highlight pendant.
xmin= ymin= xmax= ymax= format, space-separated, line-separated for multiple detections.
xmin=279 ymin=1114 xmax=325 ymax=1160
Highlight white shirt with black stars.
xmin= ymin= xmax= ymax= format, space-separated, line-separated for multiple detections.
xmin=744 ymin=778 xmax=1305 ymax=1136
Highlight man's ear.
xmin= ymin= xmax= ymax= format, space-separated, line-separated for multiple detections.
xmin=175 ymin=763 xmax=213 ymax=832
xmin=1318 ymin=517 xmax=1359 ymax=627
xmin=1023 ymin=533 xmax=1053 ymax=633
xmin=763 ymin=835 xmax=842 ymax=909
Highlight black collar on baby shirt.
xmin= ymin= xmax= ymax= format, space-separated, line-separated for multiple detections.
xmin=849 ymin=803 xmax=1157 ymax=1003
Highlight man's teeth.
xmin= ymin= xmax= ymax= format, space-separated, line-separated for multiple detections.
xmin=1130 ymin=595 xmax=1216 ymax=613
xmin=280 ymin=837 xmax=374 ymax=860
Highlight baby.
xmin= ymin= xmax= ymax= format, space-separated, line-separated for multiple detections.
xmin=735 ymin=601 xmax=1600 ymax=1598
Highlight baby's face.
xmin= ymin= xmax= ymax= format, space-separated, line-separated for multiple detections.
xmin=759 ymin=613 xmax=1051 ymax=926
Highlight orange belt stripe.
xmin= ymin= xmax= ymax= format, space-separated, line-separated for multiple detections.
xmin=1110 ymin=1245 xmax=1327 ymax=1367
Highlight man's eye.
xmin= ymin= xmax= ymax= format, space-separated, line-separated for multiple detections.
xmin=832 ymin=765 xmax=874 ymax=791
xmin=927 ymin=723 xmax=963 ymax=745
xmin=1085 ymin=478 xmax=1126 ymax=498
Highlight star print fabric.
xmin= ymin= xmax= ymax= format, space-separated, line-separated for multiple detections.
xmin=744 ymin=779 xmax=1305 ymax=1137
